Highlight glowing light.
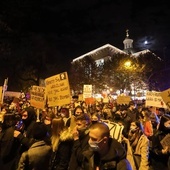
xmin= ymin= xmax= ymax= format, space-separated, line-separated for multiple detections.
xmin=124 ymin=61 xmax=131 ymax=68
xmin=144 ymin=40 xmax=148 ymax=45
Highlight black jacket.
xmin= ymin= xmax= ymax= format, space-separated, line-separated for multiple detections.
xmin=81 ymin=138 xmax=132 ymax=170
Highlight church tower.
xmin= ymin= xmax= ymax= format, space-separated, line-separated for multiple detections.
xmin=123 ymin=29 xmax=135 ymax=54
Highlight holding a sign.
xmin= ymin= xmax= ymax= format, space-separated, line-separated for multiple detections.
xmin=146 ymin=91 xmax=167 ymax=108
xmin=30 ymin=86 xmax=45 ymax=109
xmin=45 ymin=72 xmax=71 ymax=107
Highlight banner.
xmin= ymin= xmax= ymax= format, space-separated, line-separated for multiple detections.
xmin=145 ymin=91 xmax=167 ymax=108
xmin=30 ymin=85 xmax=46 ymax=109
xmin=45 ymin=72 xmax=71 ymax=107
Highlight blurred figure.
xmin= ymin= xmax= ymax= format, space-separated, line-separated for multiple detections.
xmin=141 ymin=108 xmax=153 ymax=139
xmin=150 ymin=114 xmax=170 ymax=170
xmin=49 ymin=117 xmax=73 ymax=170
xmin=13 ymin=107 xmax=37 ymax=167
xmin=122 ymin=121 xmax=150 ymax=170
xmin=0 ymin=113 xmax=20 ymax=170
xmin=17 ymin=122 xmax=52 ymax=170
xmin=69 ymin=113 xmax=91 ymax=170
xmin=127 ymin=101 xmax=139 ymax=123
xmin=43 ymin=110 xmax=56 ymax=138
xmin=59 ymin=107 xmax=70 ymax=126
xmin=66 ymin=105 xmax=84 ymax=128
xmin=91 ymin=112 xmax=101 ymax=124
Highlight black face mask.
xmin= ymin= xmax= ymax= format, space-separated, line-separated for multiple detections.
xmin=91 ymin=121 xmax=98 ymax=124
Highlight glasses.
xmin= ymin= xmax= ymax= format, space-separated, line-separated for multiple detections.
xmin=22 ymin=114 xmax=28 ymax=117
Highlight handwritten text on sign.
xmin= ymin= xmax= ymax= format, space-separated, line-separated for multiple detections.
xmin=45 ymin=72 xmax=71 ymax=106
xmin=160 ymin=88 xmax=170 ymax=109
xmin=145 ymin=91 xmax=167 ymax=108
xmin=30 ymin=86 xmax=45 ymax=109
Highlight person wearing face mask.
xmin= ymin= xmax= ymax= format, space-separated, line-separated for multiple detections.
xmin=81 ymin=122 xmax=132 ymax=170
xmin=68 ymin=113 xmax=91 ymax=170
xmin=122 ymin=121 xmax=150 ymax=170
xmin=149 ymin=114 xmax=170 ymax=170
xmin=13 ymin=107 xmax=37 ymax=169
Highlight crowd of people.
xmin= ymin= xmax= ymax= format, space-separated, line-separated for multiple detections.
xmin=0 ymin=95 xmax=170 ymax=170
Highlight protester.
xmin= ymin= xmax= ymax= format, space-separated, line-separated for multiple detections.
xmin=122 ymin=120 xmax=150 ymax=170
xmin=127 ymin=101 xmax=139 ymax=123
xmin=66 ymin=105 xmax=84 ymax=127
xmin=13 ymin=106 xmax=37 ymax=167
xmin=90 ymin=112 xmax=102 ymax=124
xmin=140 ymin=108 xmax=153 ymax=139
xmin=49 ymin=117 xmax=73 ymax=170
xmin=149 ymin=114 xmax=170 ymax=170
xmin=68 ymin=113 xmax=91 ymax=170
xmin=82 ymin=122 xmax=132 ymax=170
xmin=17 ymin=122 xmax=52 ymax=170
xmin=0 ymin=113 xmax=21 ymax=170
xmin=43 ymin=110 xmax=56 ymax=138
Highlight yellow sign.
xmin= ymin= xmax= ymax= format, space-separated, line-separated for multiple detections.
xmin=160 ymin=88 xmax=170 ymax=109
xmin=146 ymin=91 xmax=167 ymax=108
xmin=30 ymin=86 xmax=45 ymax=109
xmin=0 ymin=86 xmax=2 ymax=104
xmin=45 ymin=72 xmax=71 ymax=107
xmin=117 ymin=95 xmax=131 ymax=105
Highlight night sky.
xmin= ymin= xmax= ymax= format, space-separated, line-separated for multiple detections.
xmin=0 ymin=0 xmax=170 ymax=73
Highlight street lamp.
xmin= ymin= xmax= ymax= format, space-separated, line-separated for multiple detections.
xmin=124 ymin=60 xmax=132 ymax=69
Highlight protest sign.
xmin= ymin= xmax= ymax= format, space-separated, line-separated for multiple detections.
xmin=45 ymin=72 xmax=71 ymax=107
xmin=85 ymin=97 xmax=96 ymax=105
xmin=117 ymin=95 xmax=131 ymax=105
xmin=4 ymin=91 xmax=21 ymax=98
xmin=145 ymin=91 xmax=167 ymax=108
xmin=30 ymin=85 xmax=45 ymax=109
xmin=83 ymin=84 xmax=92 ymax=99
xmin=160 ymin=88 xmax=170 ymax=109
xmin=0 ymin=86 xmax=2 ymax=104
xmin=161 ymin=134 xmax=170 ymax=152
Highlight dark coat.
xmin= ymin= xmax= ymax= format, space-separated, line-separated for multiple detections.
xmin=49 ymin=129 xmax=74 ymax=170
xmin=150 ymin=130 xmax=170 ymax=169
xmin=68 ymin=130 xmax=90 ymax=170
xmin=17 ymin=140 xmax=52 ymax=170
xmin=82 ymin=138 xmax=132 ymax=170
xmin=0 ymin=126 xmax=20 ymax=170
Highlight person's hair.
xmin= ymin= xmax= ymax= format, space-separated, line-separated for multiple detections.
xmin=73 ymin=105 xmax=84 ymax=115
xmin=60 ymin=108 xmax=69 ymax=118
xmin=75 ymin=113 xmax=91 ymax=125
xmin=22 ymin=106 xmax=37 ymax=121
xmin=32 ymin=122 xmax=48 ymax=140
xmin=158 ymin=114 xmax=170 ymax=133
xmin=45 ymin=110 xmax=56 ymax=120
xmin=89 ymin=122 xmax=110 ymax=138
xmin=51 ymin=117 xmax=65 ymax=152
xmin=133 ymin=120 xmax=144 ymax=132
xmin=142 ymin=108 xmax=152 ymax=121
xmin=91 ymin=112 xmax=101 ymax=120
xmin=129 ymin=101 xmax=135 ymax=106
xmin=1 ymin=113 xmax=18 ymax=129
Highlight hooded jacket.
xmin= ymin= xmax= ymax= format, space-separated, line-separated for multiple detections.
xmin=82 ymin=138 xmax=132 ymax=170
